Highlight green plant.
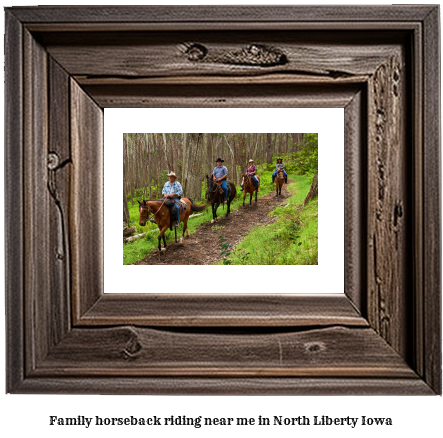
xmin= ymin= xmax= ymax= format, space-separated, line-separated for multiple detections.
xmin=219 ymin=234 xmax=249 ymax=265
xmin=219 ymin=234 xmax=234 ymax=265
xmin=288 ymin=220 xmax=302 ymax=246
xmin=292 ymin=133 xmax=318 ymax=182
xmin=123 ymin=154 xmax=301 ymax=265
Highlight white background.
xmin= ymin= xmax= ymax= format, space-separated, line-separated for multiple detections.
xmin=1 ymin=1 xmax=442 ymax=437
xmin=106 ymin=108 xmax=343 ymax=293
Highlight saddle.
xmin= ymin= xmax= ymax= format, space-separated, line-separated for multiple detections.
xmin=178 ymin=198 xmax=187 ymax=214
xmin=164 ymin=198 xmax=184 ymax=230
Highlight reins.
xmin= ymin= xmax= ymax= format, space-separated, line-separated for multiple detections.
xmin=140 ymin=199 xmax=167 ymax=223
xmin=153 ymin=198 xmax=166 ymax=215
xmin=208 ymin=179 xmax=225 ymax=204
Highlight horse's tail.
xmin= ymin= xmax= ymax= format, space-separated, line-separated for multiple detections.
xmin=190 ymin=201 xmax=209 ymax=212
xmin=185 ymin=198 xmax=209 ymax=212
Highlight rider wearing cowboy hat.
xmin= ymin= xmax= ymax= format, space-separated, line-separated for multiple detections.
xmin=212 ymin=158 xmax=229 ymax=201
xmin=241 ymin=159 xmax=259 ymax=191
xmin=162 ymin=171 xmax=183 ymax=227
xmin=272 ymin=158 xmax=287 ymax=184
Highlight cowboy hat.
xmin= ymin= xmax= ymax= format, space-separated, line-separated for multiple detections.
xmin=167 ymin=171 xmax=177 ymax=177
xmin=215 ymin=158 xmax=224 ymax=162
xmin=248 ymin=159 xmax=254 ymax=162
xmin=277 ymin=157 xmax=283 ymax=161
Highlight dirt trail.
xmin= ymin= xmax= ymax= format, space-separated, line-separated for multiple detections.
xmin=134 ymin=183 xmax=291 ymax=265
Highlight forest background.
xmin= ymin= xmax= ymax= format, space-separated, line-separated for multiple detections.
xmin=123 ymin=133 xmax=317 ymax=220
xmin=123 ymin=133 xmax=318 ymax=265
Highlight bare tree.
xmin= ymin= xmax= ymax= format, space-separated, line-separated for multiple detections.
xmin=266 ymin=133 xmax=272 ymax=164
xmin=123 ymin=132 xmax=305 ymax=204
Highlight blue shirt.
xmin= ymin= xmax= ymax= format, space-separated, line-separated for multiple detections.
xmin=162 ymin=180 xmax=183 ymax=197
xmin=213 ymin=165 xmax=228 ymax=179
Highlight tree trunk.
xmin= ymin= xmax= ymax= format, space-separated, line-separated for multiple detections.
xmin=123 ymin=144 xmax=130 ymax=224
xmin=292 ymin=133 xmax=304 ymax=153
xmin=266 ymin=133 xmax=272 ymax=164
xmin=223 ymin=134 xmax=236 ymax=184
xmin=145 ymin=133 xmax=152 ymax=199
xmin=162 ymin=133 xmax=172 ymax=172
xmin=208 ymin=133 xmax=213 ymax=177
xmin=123 ymin=226 xmax=136 ymax=237
xmin=124 ymin=232 xmax=146 ymax=243
xmin=182 ymin=133 xmax=202 ymax=200
xmin=303 ymin=172 xmax=318 ymax=206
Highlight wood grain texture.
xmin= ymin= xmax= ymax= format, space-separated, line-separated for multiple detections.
xmin=79 ymin=294 xmax=367 ymax=327
xmin=41 ymin=32 xmax=402 ymax=80
xmin=23 ymin=29 xmax=50 ymax=372
xmin=344 ymin=90 xmax=366 ymax=314
xmin=37 ymin=326 xmax=415 ymax=378
xmin=8 ymin=5 xmax=436 ymax=23
xmin=12 ymin=376 xmax=434 ymax=395
xmin=422 ymin=6 xmax=441 ymax=394
xmin=70 ymin=80 xmax=104 ymax=320
xmin=5 ymin=10 xmax=24 ymax=393
xmin=82 ymin=83 xmax=361 ymax=109
xmin=48 ymin=57 xmax=72 ymax=347
xmin=366 ymin=49 xmax=409 ymax=358
xmin=4 ymin=5 xmax=441 ymax=394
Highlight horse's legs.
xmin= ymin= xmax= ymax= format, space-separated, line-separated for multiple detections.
xmin=225 ymin=199 xmax=231 ymax=218
xmin=158 ymin=225 xmax=168 ymax=252
xmin=211 ymin=203 xmax=219 ymax=223
xmin=182 ymin=215 xmax=190 ymax=241
xmin=243 ymin=192 xmax=245 ymax=206
xmin=255 ymin=189 xmax=258 ymax=203
xmin=249 ymin=193 xmax=252 ymax=205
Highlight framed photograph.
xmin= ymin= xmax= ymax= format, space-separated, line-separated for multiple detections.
xmin=5 ymin=5 xmax=440 ymax=394
xmin=109 ymin=108 xmax=342 ymax=294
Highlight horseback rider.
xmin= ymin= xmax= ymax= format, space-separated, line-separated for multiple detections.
xmin=240 ymin=159 xmax=259 ymax=191
xmin=162 ymin=171 xmax=183 ymax=227
xmin=272 ymin=158 xmax=288 ymax=184
xmin=212 ymin=158 xmax=229 ymax=201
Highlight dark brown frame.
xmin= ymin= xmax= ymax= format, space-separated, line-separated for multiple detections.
xmin=5 ymin=6 xmax=441 ymax=394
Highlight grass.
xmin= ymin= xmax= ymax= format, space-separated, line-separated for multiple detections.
xmin=123 ymin=167 xmax=279 ymax=265
xmin=218 ymin=174 xmax=318 ymax=265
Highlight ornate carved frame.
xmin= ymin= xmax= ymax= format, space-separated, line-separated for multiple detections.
xmin=5 ymin=6 xmax=441 ymax=394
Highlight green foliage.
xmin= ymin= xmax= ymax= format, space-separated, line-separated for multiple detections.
xmin=221 ymin=175 xmax=318 ymax=265
xmin=219 ymin=234 xmax=234 ymax=265
xmin=288 ymin=220 xmax=302 ymax=246
xmin=123 ymin=154 xmax=314 ymax=265
xmin=219 ymin=234 xmax=250 ymax=265
xmin=157 ymin=169 xmax=169 ymax=182
xmin=292 ymin=133 xmax=318 ymax=182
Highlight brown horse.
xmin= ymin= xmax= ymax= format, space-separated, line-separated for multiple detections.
xmin=275 ymin=169 xmax=285 ymax=197
xmin=206 ymin=175 xmax=237 ymax=222
xmin=138 ymin=198 xmax=207 ymax=253
xmin=242 ymin=174 xmax=260 ymax=206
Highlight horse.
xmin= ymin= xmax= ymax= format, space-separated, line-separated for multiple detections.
xmin=138 ymin=197 xmax=207 ymax=253
xmin=242 ymin=173 xmax=260 ymax=206
xmin=206 ymin=175 xmax=237 ymax=223
xmin=275 ymin=169 xmax=285 ymax=197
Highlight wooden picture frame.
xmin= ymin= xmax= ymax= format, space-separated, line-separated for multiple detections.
xmin=5 ymin=5 xmax=441 ymax=394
